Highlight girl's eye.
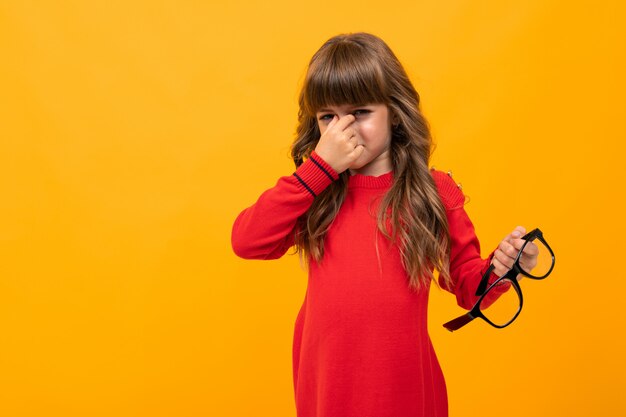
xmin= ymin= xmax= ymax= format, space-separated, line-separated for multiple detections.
xmin=317 ymin=109 xmax=370 ymax=122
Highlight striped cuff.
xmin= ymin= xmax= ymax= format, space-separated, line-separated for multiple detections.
xmin=293 ymin=151 xmax=339 ymax=197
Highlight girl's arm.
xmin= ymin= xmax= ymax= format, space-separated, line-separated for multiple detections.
xmin=431 ymin=170 xmax=504 ymax=310
xmin=231 ymin=151 xmax=338 ymax=260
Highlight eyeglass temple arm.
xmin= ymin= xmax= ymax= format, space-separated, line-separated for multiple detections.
xmin=443 ymin=312 xmax=476 ymax=332
xmin=475 ymin=264 xmax=494 ymax=297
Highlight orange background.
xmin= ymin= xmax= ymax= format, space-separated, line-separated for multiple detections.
xmin=1 ymin=1 xmax=625 ymax=416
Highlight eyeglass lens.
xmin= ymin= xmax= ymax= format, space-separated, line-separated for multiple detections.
xmin=478 ymin=279 xmax=521 ymax=327
xmin=476 ymin=236 xmax=553 ymax=327
xmin=518 ymin=238 xmax=553 ymax=279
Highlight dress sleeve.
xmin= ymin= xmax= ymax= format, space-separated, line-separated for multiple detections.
xmin=231 ymin=151 xmax=339 ymax=260
xmin=431 ymin=170 xmax=507 ymax=310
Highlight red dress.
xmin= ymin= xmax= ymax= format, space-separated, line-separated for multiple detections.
xmin=231 ymin=152 xmax=501 ymax=417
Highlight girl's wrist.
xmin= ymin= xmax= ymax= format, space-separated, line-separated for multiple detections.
xmin=312 ymin=149 xmax=342 ymax=174
xmin=310 ymin=151 xmax=340 ymax=178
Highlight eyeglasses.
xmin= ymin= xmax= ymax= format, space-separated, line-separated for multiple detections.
xmin=443 ymin=228 xmax=555 ymax=331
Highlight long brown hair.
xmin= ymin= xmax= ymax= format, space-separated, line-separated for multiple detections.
xmin=291 ymin=32 xmax=452 ymax=291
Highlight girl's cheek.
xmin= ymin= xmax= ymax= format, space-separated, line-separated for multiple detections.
xmin=353 ymin=120 xmax=365 ymax=132
xmin=355 ymin=122 xmax=370 ymax=135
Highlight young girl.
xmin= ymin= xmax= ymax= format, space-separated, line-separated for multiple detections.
xmin=231 ymin=32 xmax=536 ymax=417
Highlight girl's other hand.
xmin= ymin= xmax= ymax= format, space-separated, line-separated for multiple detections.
xmin=314 ymin=114 xmax=365 ymax=173
xmin=491 ymin=226 xmax=539 ymax=280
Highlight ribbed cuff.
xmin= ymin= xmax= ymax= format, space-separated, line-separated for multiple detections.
xmin=292 ymin=151 xmax=339 ymax=197
xmin=483 ymin=250 xmax=501 ymax=285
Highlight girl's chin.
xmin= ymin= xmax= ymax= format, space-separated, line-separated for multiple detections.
xmin=349 ymin=152 xmax=392 ymax=176
xmin=349 ymin=153 xmax=370 ymax=170
xmin=348 ymin=160 xmax=376 ymax=175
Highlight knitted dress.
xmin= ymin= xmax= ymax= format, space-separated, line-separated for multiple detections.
xmin=231 ymin=151 xmax=501 ymax=417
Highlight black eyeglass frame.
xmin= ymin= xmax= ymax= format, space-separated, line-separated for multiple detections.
xmin=443 ymin=228 xmax=555 ymax=332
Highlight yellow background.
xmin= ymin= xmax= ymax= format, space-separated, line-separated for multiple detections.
xmin=1 ymin=1 xmax=625 ymax=416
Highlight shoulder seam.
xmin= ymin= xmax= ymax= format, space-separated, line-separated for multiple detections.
xmin=431 ymin=169 xmax=466 ymax=210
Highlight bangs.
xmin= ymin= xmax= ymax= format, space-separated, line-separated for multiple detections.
xmin=304 ymin=41 xmax=388 ymax=115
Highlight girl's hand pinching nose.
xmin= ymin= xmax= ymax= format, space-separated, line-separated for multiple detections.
xmin=314 ymin=114 xmax=365 ymax=173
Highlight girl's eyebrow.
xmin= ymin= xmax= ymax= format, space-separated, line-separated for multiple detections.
xmin=317 ymin=104 xmax=369 ymax=113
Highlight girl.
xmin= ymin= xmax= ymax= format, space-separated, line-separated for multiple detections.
xmin=231 ymin=32 xmax=536 ymax=417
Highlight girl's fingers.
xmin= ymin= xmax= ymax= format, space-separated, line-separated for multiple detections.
xmin=521 ymin=241 xmax=539 ymax=256
xmin=352 ymin=144 xmax=365 ymax=158
xmin=506 ymin=226 xmax=527 ymax=255
xmin=314 ymin=114 xmax=359 ymax=173
xmin=491 ymin=226 xmax=538 ymax=279
xmin=492 ymin=257 xmax=509 ymax=277
xmin=346 ymin=135 xmax=358 ymax=148
xmin=333 ymin=114 xmax=356 ymax=132
xmin=509 ymin=226 xmax=526 ymax=240
xmin=499 ymin=240 xmax=519 ymax=259
xmin=494 ymin=249 xmax=515 ymax=271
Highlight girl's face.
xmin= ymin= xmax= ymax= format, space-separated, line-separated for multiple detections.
xmin=316 ymin=103 xmax=394 ymax=176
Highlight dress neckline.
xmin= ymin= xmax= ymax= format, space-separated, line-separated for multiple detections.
xmin=347 ymin=170 xmax=394 ymax=189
